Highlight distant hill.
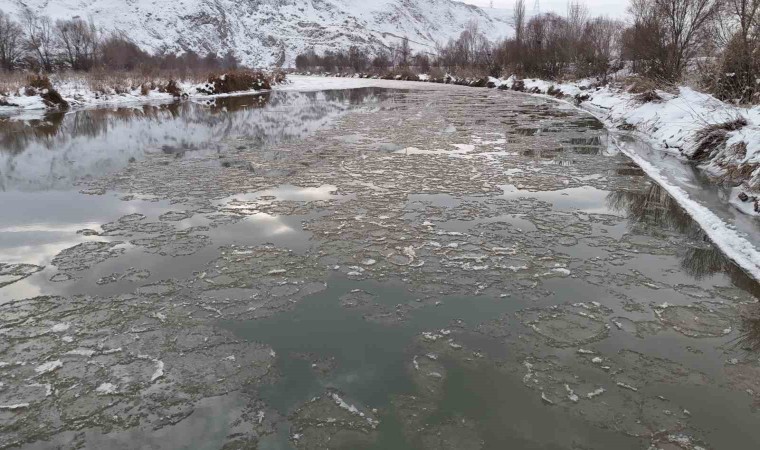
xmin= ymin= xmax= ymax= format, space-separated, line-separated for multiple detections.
xmin=7 ymin=0 xmax=512 ymax=67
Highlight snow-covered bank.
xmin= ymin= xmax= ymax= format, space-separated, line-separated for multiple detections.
xmin=0 ymin=72 xmax=283 ymax=116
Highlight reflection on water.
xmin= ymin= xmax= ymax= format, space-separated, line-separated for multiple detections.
xmin=3 ymin=85 xmax=760 ymax=449
xmin=0 ymin=89 xmax=394 ymax=192
xmin=607 ymin=183 xmax=702 ymax=237
xmin=738 ymin=303 xmax=760 ymax=352
xmin=608 ymin=181 xmax=760 ymax=294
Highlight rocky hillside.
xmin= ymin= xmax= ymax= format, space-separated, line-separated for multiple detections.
xmin=9 ymin=0 xmax=511 ymax=67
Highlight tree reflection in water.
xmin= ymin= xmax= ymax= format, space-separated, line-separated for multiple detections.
xmin=608 ymin=180 xmax=760 ymax=352
xmin=0 ymin=89 xmax=394 ymax=192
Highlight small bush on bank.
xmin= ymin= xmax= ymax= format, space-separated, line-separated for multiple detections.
xmin=27 ymin=75 xmax=53 ymax=91
xmin=692 ymin=117 xmax=748 ymax=161
xmin=546 ymin=85 xmax=564 ymax=98
xmin=617 ymin=121 xmax=636 ymax=131
xmin=574 ymin=93 xmax=591 ymax=104
xmin=198 ymin=70 xmax=272 ymax=95
xmin=623 ymin=76 xmax=660 ymax=94
xmin=22 ymin=74 xmax=68 ymax=109
xmin=160 ymin=80 xmax=183 ymax=97
xmin=635 ymin=90 xmax=662 ymax=103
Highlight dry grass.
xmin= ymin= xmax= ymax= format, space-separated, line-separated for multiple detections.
xmin=20 ymin=74 xmax=69 ymax=109
xmin=380 ymin=69 xmax=420 ymax=82
xmin=617 ymin=121 xmax=636 ymax=131
xmin=0 ymin=71 xmax=30 ymax=96
xmin=511 ymin=79 xmax=526 ymax=92
xmin=3 ymin=69 xmax=282 ymax=101
xmin=635 ymin=90 xmax=663 ymax=103
xmin=546 ymin=85 xmax=564 ymax=98
xmin=716 ymin=161 xmax=758 ymax=186
xmin=81 ymin=69 xmax=208 ymax=96
xmin=621 ymin=75 xmax=660 ymax=94
xmin=692 ymin=117 xmax=748 ymax=161
xmin=198 ymin=70 xmax=274 ymax=95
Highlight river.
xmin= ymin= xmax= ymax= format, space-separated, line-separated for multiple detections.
xmin=1 ymin=83 xmax=758 ymax=449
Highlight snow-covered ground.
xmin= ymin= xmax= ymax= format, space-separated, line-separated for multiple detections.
xmin=0 ymin=75 xmax=450 ymax=118
xmin=0 ymin=76 xmax=280 ymax=119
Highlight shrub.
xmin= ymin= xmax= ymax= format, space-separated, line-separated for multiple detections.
xmin=546 ymin=85 xmax=564 ymax=98
xmin=27 ymin=75 xmax=53 ymax=91
xmin=40 ymin=88 xmax=68 ymax=109
xmin=161 ymin=80 xmax=183 ymax=97
xmin=635 ymin=90 xmax=662 ymax=103
xmin=21 ymin=74 xmax=68 ymax=109
xmin=200 ymin=70 xmax=272 ymax=95
xmin=574 ymin=93 xmax=591 ymax=104
xmin=692 ymin=117 xmax=748 ymax=161
xmin=623 ymin=76 xmax=659 ymax=94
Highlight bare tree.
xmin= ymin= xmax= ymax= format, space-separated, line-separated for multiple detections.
xmin=0 ymin=10 xmax=24 ymax=70
xmin=399 ymin=37 xmax=411 ymax=67
xmin=348 ymin=45 xmax=368 ymax=72
xmin=514 ymin=0 xmax=526 ymax=43
xmin=579 ymin=17 xmax=623 ymax=79
xmin=625 ymin=0 xmax=717 ymax=81
xmin=714 ymin=0 xmax=760 ymax=100
xmin=55 ymin=18 xmax=99 ymax=71
xmin=22 ymin=9 xmax=56 ymax=72
xmin=372 ymin=49 xmax=391 ymax=72
xmin=100 ymin=32 xmax=149 ymax=71
xmin=566 ymin=1 xmax=589 ymax=39
xmin=657 ymin=0 xmax=719 ymax=79
xmin=414 ymin=52 xmax=431 ymax=73
xmin=565 ymin=1 xmax=590 ymax=66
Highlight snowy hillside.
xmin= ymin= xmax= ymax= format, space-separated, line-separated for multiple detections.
xmin=5 ymin=0 xmax=512 ymax=67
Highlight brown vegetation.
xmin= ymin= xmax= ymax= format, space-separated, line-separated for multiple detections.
xmin=21 ymin=74 xmax=68 ymax=109
xmin=0 ymin=9 xmax=241 ymax=74
xmin=199 ymin=70 xmax=272 ymax=95
xmin=693 ymin=117 xmax=748 ymax=160
xmin=635 ymin=90 xmax=663 ymax=103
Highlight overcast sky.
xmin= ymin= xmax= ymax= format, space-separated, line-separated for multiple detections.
xmin=462 ymin=0 xmax=630 ymax=19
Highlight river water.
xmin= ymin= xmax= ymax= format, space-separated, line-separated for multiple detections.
xmin=1 ymin=85 xmax=759 ymax=449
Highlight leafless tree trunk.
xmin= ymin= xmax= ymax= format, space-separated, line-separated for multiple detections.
xmin=715 ymin=0 xmax=760 ymax=100
xmin=55 ymin=18 xmax=99 ymax=71
xmin=657 ymin=0 xmax=719 ymax=79
xmin=0 ymin=11 xmax=25 ymax=71
xmin=514 ymin=0 xmax=526 ymax=43
xmin=625 ymin=0 xmax=717 ymax=81
xmin=399 ymin=37 xmax=411 ymax=68
xmin=21 ymin=9 xmax=56 ymax=72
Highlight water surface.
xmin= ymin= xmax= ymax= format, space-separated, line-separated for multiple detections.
xmin=1 ymin=86 xmax=759 ymax=450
